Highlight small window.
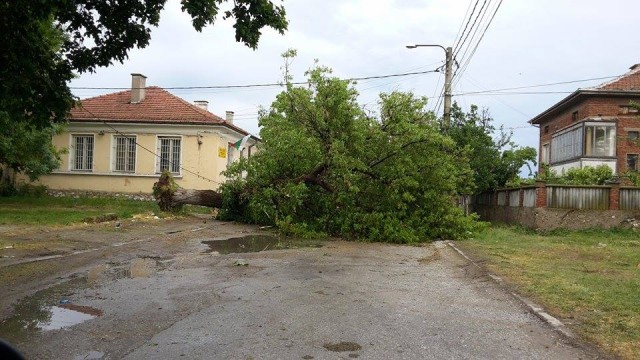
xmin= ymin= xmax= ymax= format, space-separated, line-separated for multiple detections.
xmin=544 ymin=125 xmax=549 ymax=134
xmin=72 ymin=135 xmax=94 ymax=171
xmin=629 ymin=131 xmax=639 ymax=141
xmin=157 ymin=137 xmax=181 ymax=174
xmin=114 ymin=136 xmax=136 ymax=172
xmin=627 ymin=154 xmax=639 ymax=171
xmin=572 ymin=111 xmax=578 ymax=121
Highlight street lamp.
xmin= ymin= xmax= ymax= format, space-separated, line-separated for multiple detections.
xmin=406 ymin=44 xmax=453 ymax=129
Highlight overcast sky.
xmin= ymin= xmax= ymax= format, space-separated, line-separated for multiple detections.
xmin=70 ymin=0 xmax=640 ymax=167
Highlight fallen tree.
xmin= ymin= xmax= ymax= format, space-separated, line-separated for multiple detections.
xmin=152 ymin=171 xmax=222 ymax=211
xmin=215 ymin=62 xmax=482 ymax=243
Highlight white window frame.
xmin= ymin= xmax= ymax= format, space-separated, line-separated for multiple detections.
xmin=71 ymin=134 xmax=94 ymax=171
xmin=112 ymin=135 xmax=137 ymax=173
xmin=156 ymin=136 xmax=182 ymax=174
xmin=227 ymin=142 xmax=236 ymax=165
xmin=541 ymin=143 xmax=550 ymax=164
xmin=584 ymin=124 xmax=616 ymax=157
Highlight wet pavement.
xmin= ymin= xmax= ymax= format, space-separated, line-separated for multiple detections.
xmin=0 ymin=218 xmax=608 ymax=359
xmin=202 ymin=234 xmax=323 ymax=254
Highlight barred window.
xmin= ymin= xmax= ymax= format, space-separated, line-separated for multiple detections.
xmin=72 ymin=135 xmax=94 ymax=171
xmin=114 ymin=136 xmax=136 ymax=172
xmin=158 ymin=137 xmax=181 ymax=174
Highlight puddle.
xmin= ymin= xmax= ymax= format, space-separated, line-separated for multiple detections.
xmin=0 ymin=278 xmax=95 ymax=343
xmin=37 ymin=305 xmax=101 ymax=330
xmin=88 ymin=258 xmax=159 ymax=282
xmin=202 ymin=235 xmax=323 ymax=254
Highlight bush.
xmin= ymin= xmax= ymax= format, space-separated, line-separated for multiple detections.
xmin=17 ymin=183 xmax=48 ymax=197
xmin=539 ymin=164 xmax=615 ymax=185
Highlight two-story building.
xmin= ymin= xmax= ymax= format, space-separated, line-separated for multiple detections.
xmin=530 ymin=64 xmax=640 ymax=175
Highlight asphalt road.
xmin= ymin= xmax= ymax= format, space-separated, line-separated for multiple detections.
xmin=0 ymin=218 xmax=604 ymax=359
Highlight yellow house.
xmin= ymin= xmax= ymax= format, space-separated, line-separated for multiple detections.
xmin=35 ymin=74 xmax=257 ymax=194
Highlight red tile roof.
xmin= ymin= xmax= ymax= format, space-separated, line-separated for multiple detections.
xmin=530 ymin=64 xmax=640 ymax=124
xmin=595 ymin=64 xmax=640 ymax=90
xmin=70 ymin=86 xmax=250 ymax=135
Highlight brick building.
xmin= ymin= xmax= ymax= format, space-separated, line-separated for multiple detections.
xmin=530 ymin=64 xmax=640 ymax=175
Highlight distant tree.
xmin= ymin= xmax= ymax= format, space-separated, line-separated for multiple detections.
xmin=0 ymin=0 xmax=288 ymax=189
xmin=219 ymin=63 xmax=480 ymax=242
xmin=448 ymin=103 xmax=536 ymax=192
xmin=0 ymin=118 xmax=65 ymax=194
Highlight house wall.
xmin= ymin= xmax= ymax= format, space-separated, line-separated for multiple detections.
xmin=538 ymin=95 xmax=640 ymax=173
xmin=617 ymin=115 xmax=640 ymax=172
xmin=27 ymin=122 xmax=252 ymax=194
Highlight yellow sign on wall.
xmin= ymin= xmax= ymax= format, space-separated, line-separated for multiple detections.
xmin=218 ymin=147 xmax=227 ymax=158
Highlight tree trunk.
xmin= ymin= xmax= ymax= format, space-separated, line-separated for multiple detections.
xmin=170 ymin=189 xmax=223 ymax=208
xmin=153 ymin=171 xmax=223 ymax=211
xmin=0 ymin=167 xmax=15 ymax=192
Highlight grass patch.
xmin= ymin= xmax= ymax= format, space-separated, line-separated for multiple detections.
xmin=0 ymin=195 xmax=160 ymax=226
xmin=457 ymin=226 xmax=640 ymax=359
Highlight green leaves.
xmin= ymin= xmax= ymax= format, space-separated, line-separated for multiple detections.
xmin=1 ymin=0 xmax=288 ymax=186
xmin=448 ymin=103 xmax=537 ymax=192
xmin=540 ymin=164 xmax=615 ymax=185
xmin=219 ymin=63 xmax=479 ymax=242
xmin=0 ymin=113 xmax=65 ymax=182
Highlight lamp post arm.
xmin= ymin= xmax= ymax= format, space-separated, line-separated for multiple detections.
xmin=406 ymin=43 xmax=453 ymax=129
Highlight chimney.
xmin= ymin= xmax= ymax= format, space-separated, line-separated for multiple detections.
xmin=225 ymin=111 xmax=234 ymax=124
xmin=130 ymin=73 xmax=147 ymax=103
xmin=194 ymin=100 xmax=209 ymax=111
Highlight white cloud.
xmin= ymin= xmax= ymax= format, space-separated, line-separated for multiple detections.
xmin=70 ymin=0 xmax=640 ymax=151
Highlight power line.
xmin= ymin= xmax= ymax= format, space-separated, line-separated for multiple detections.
xmin=456 ymin=91 xmax=575 ymax=96
xmin=76 ymin=106 xmax=226 ymax=185
xmin=453 ymin=0 xmax=481 ymax=54
xmin=452 ymin=0 xmax=477 ymax=51
xmin=453 ymin=0 xmax=494 ymax=80
xmin=453 ymin=0 xmax=502 ymax=86
xmin=70 ymin=69 xmax=441 ymax=91
xmin=454 ymin=75 xmax=617 ymax=95
xmin=463 ymin=74 xmax=532 ymax=119
xmin=453 ymin=0 xmax=489 ymax=60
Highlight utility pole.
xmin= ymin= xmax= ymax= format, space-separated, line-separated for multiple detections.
xmin=406 ymin=44 xmax=454 ymax=130
xmin=443 ymin=46 xmax=453 ymax=129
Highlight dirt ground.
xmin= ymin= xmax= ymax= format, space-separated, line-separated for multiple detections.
xmin=0 ymin=216 xmax=609 ymax=359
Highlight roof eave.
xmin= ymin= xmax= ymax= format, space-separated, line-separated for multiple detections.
xmin=529 ymin=89 xmax=640 ymax=125
xmin=69 ymin=117 xmax=254 ymax=137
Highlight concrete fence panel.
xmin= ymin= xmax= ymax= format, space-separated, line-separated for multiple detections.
xmin=522 ymin=188 xmax=536 ymax=207
xmin=547 ymin=186 xmax=609 ymax=210
xmin=508 ymin=190 xmax=520 ymax=207
xmin=620 ymin=188 xmax=640 ymax=210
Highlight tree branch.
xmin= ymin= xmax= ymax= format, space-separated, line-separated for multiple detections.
xmin=368 ymin=139 xmax=430 ymax=168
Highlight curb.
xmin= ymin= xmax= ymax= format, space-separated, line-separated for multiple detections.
xmin=446 ymin=241 xmax=576 ymax=339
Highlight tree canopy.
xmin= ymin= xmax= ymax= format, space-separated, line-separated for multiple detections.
xmin=0 ymin=0 xmax=288 ymax=189
xmin=219 ymin=63 xmax=481 ymax=242
xmin=448 ymin=103 xmax=537 ymax=192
